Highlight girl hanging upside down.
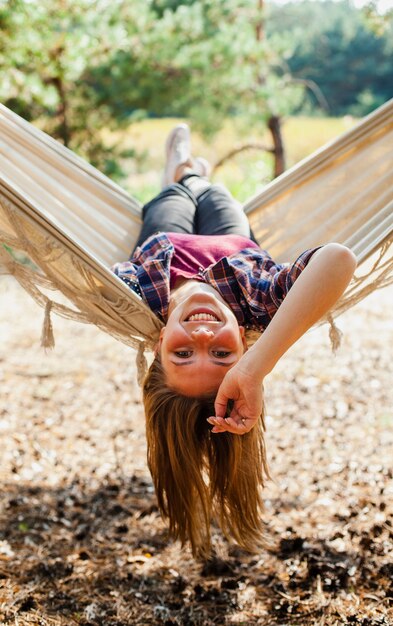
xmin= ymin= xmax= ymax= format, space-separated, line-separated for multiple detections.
xmin=112 ymin=124 xmax=357 ymax=557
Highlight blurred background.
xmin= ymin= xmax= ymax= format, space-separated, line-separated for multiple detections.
xmin=1 ymin=4 xmax=393 ymax=623
xmin=1 ymin=0 xmax=392 ymax=203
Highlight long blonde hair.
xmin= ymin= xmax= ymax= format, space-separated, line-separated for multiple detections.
xmin=143 ymin=355 xmax=269 ymax=558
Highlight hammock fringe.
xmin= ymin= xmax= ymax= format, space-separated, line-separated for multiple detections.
xmin=41 ymin=299 xmax=55 ymax=350
xmin=136 ymin=342 xmax=148 ymax=387
xmin=0 ymin=100 xmax=392 ymax=354
xmin=327 ymin=313 xmax=343 ymax=353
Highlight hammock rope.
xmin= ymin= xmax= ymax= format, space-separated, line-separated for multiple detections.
xmin=0 ymin=194 xmax=153 ymax=354
xmin=0 ymin=100 xmax=392 ymax=364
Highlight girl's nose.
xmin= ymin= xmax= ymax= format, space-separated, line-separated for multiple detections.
xmin=190 ymin=327 xmax=215 ymax=342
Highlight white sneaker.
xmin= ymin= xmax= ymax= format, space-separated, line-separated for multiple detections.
xmin=194 ymin=156 xmax=212 ymax=179
xmin=162 ymin=124 xmax=192 ymax=188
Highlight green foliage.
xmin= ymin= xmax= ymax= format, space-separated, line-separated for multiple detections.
xmin=0 ymin=0 xmax=303 ymax=168
xmin=267 ymin=0 xmax=393 ymax=116
xmin=91 ymin=0 xmax=303 ymax=136
xmin=0 ymin=0 xmax=146 ymax=176
xmin=1 ymin=0 xmax=390 ymax=183
xmin=151 ymin=0 xmax=198 ymax=17
xmin=362 ymin=1 xmax=393 ymax=37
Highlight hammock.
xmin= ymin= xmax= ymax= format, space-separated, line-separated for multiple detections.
xmin=1 ymin=101 xmax=392 ymax=364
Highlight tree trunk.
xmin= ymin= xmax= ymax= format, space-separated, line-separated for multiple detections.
xmin=48 ymin=45 xmax=70 ymax=147
xmin=255 ymin=0 xmax=286 ymax=179
xmin=52 ymin=75 xmax=70 ymax=148
xmin=256 ymin=0 xmax=264 ymax=42
xmin=268 ymin=115 xmax=285 ymax=178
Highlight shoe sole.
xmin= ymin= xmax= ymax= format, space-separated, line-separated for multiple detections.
xmin=165 ymin=123 xmax=190 ymax=160
xmin=162 ymin=124 xmax=191 ymax=187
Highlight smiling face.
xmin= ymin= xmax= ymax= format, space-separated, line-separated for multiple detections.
xmin=158 ymin=286 xmax=247 ymax=397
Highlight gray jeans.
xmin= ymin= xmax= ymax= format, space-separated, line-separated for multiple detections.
xmin=133 ymin=174 xmax=254 ymax=254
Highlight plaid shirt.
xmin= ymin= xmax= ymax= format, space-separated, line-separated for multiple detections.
xmin=112 ymin=232 xmax=321 ymax=331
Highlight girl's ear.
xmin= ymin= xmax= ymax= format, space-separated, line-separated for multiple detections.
xmin=154 ymin=327 xmax=165 ymax=357
xmin=239 ymin=326 xmax=248 ymax=352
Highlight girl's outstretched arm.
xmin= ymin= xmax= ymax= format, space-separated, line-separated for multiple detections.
xmin=208 ymin=243 xmax=357 ymax=435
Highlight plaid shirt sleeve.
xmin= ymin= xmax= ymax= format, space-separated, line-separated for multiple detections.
xmin=225 ymin=246 xmax=323 ymax=328
xmin=267 ymin=247 xmax=323 ymax=310
xmin=111 ymin=261 xmax=143 ymax=298
xmin=110 ymin=233 xmax=173 ymax=319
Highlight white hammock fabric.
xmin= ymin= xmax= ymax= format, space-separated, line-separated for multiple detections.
xmin=0 ymin=101 xmax=392 ymax=361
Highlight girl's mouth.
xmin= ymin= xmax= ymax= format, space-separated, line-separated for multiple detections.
xmin=185 ymin=308 xmax=221 ymax=322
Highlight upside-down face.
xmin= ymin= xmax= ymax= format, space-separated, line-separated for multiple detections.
xmin=158 ymin=287 xmax=247 ymax=397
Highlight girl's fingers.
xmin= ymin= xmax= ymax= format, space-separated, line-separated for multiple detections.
xmin=225 ymin=416 xmax=247 ymax=431
xmin=212 ymin=426 xmax=245 ymax=435
xmin=214 ymin=397 xmax=228 ymax=416
xmin=208 ymin=416 xmax=253 ymax=435
xmin=209 ymin=419 xmax=241 ymax=435
xmin=208 ymin=417 xmax=228 ymax=434
xmin=207 ymin=416 xmax=226 ymax=426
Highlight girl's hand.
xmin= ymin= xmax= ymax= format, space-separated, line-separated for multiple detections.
xmin=208 ymin=359 xmax=264 ymax=435
xmin=208 ymin=244 xmax=357 ymax=437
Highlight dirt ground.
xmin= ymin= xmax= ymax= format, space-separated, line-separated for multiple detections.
xmin=0 ymin=276 xmax=392 ymax=626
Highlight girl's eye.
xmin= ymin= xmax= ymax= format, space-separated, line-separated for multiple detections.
xmin=212 ymin=351 xmax=231 ymax=358
xmin=174 ymin=351 xmax=193 ymax=358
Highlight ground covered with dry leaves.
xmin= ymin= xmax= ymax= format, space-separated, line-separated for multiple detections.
xmin=0 ymin=277 xmax=392 ymax=626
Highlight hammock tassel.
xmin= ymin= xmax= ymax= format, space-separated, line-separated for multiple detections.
xmin=136 ymin=341 xmax=147 ymax=387
xmin=327 ymin=313 xmax=342 ymax=353
xmin=41 ymin=300 xmax=55 ymax=349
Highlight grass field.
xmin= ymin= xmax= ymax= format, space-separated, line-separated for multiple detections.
xmin=109 ymin=116 xmax=358 ymax=204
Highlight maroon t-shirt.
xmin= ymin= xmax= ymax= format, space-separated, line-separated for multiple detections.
xmin=167 ymin=232 xmax=258 ymax=288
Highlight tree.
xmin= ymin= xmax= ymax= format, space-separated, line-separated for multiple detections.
xmin=1 ymin=0 xmax=305 ymax=180
xmin=90 ymin=0 xmax=304 ymax=176
xmin=0 ymin=0 xmax=140 ymax=176
xmin=267 ymin=0 xmax=393 ymax=116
